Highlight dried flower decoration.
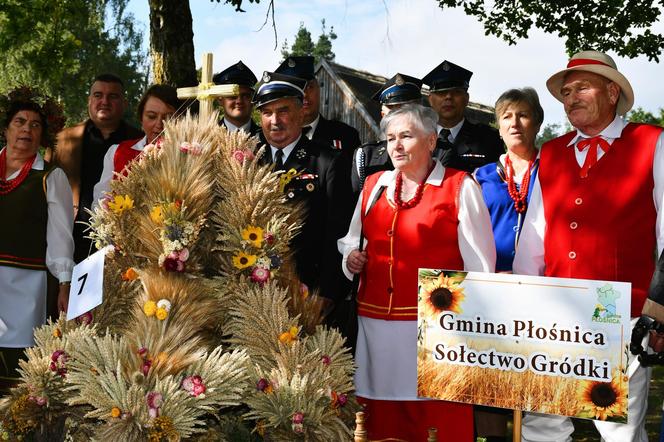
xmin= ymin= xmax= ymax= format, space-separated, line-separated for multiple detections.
xmin=146 ymin=391 xmax=163 ymax=418
xmin=241 ymin=225 xmax=264 ymax=248
xmin=231 ymin=148 xmax=255 ymax=163
xmin=49 ymin=350 xmax=68 ymax=378
xmin=121 ymin=267 xmax=139 ymax=281
xmin=278 ymin=326 xmax=299 ymax=345
xmin=179 ymin=141 xmax=203 ymax=155
xmin=143 ymin=300 xmax=157 ymax=317
xmin=181 ymin=375 xmax=206 ymax=397
xmin=107 ymin=194 xmax=134 ymax=214
xmin=232 ymin=251 xmax=257 ymax=270
xmin=291 ymin=411 xmax=305 ymax=434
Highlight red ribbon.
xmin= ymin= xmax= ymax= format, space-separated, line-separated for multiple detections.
xmin=576 ymin=136 xmax=611 ymax=178
xmin=567 ymin=58 xmax=612 ymax=69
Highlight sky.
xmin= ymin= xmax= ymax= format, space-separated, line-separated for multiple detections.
xmin=125 ymin=0 xmax=664 ymax=129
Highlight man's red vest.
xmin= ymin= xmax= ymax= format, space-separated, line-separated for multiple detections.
xmin=539 ymin=123 xmax=661 ymax=317
xmin=358 ymin=169 xmax=466 ymax=320
xmin=113 ymin=138 xmax=143 ymax=178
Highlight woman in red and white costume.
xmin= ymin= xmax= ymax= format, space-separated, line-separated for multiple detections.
xmin=338 ymin=104 xmax=496 ymax=441
xmin=93 ymin=84 xmax=179 ymax=204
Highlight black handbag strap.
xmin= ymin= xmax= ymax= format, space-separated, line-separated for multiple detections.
xmin=346 ymin=185 xmax=386 ymax=301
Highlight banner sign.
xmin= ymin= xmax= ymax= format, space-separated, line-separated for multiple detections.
xmin=417 ymin=270 xmax=631 ymax=422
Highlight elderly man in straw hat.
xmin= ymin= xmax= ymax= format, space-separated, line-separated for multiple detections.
xmin=514 ymin=50 xmax=664 ymax=441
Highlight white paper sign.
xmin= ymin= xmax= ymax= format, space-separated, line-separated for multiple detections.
xmin=66 ymin=246 xmax=111 ymax=320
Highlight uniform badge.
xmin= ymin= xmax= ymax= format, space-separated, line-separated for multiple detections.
xmin=332 ymin=140 xmax=342 ymax=150
xmin=395 ymin=74 xmax=404 ymax=86
xmin=263 ymin=72 xmax=271 ymax=82
xmin=442 ymin=61 xmax=450 ymax=71
xmin=288 ymin=59 xmax=296 ymax=68
xmin=306 ymin=183 xmax=315 ymax=192
xmin=295 ymin=149 xmax=307 ymax=160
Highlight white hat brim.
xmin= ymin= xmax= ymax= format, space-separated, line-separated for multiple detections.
xmin=546 ymin=65 xmax=634 ymax=116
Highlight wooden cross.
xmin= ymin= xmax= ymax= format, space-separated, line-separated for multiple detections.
xmin=177 ymin=53 xmax=240 ymax=121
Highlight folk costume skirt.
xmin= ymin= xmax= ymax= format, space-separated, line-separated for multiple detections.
xmin=354 ymin=316 xmax=473 ymax=441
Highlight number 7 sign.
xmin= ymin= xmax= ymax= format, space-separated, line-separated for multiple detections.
xmin=66 ymin=246 xmax=112 ymax=320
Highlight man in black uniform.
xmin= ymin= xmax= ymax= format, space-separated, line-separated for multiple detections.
xmin=213 ymin=60 xmax=261 ymax=136
xmin=351 ymin=73 xmax=423 ymax=195
xmin=422 ymin=60 xmax=503 ymax=172
xmin=253 ymin=71 xmax=352 ymax=302
xmin=275 ymin=56 xmax=361 ymax=152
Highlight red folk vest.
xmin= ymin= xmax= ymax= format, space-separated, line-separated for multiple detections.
xmin=539 ymin=123 xmax=661 ymax=317
xmin=113 ymin=138 xmax=143 ymax=178
xmin=358 ymin=169 xmax=466 ymax=320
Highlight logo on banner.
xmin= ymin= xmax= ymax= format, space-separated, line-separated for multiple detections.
xmin=591 ymin=283 xmax=621 ymax=324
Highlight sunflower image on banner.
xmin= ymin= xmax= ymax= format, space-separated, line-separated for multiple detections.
xmin=417 ymin=269 xmax=630 ymax=423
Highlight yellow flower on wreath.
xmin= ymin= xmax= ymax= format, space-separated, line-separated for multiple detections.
xmin=107 ymin=194 xmax=134 ymax=214
xmin=232 ymin=251 xmax=257 ymax=269
xmin=110 ymin=407 xmax=121 ymax=418
xmin=241 ymin=225 xmax=264 ymax=248
xmin=150 ymin=205 xmax=164 ymax=224
xmin=143 ymin=300 xmax=157 ymax=317
xmin=279 ymin=326 xmax=299 ymax=345
xmin=577 ymin=372 xmax=628 ymax=420
xmin=420 ymin=274 xmax=465 ymax=318
xmin=156 ymin=307 xmax=168 ymax=321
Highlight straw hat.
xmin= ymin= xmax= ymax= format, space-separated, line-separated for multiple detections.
xmin=546 ymin=50 xmax=634 ymax=116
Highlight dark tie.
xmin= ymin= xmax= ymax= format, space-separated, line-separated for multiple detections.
xmin=434 ymin=129 xmax=453 ymax=160
xmin=303 ymin=126 xmax=313 ymax=138
xmin=439 ymin=129 xmax=452 ymax=145
xmin=274 ymin=149 xmax=285 ymax=170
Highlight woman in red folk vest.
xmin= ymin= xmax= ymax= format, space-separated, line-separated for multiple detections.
xmin=338 ymin=104 xmax=496 ymax=441
xmin=92 ymin=84 xmax=179 ymax=204
xmin=0 ymin=87 xmax=72 ymax=391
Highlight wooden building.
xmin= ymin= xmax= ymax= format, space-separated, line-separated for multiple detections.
xmin=315 ymin=59 xmax=496 ymax=143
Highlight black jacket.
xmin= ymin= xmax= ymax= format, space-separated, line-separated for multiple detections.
xmin=311 ymin=115 xmax=361 ymax=152
xmin=438 ymin=120 xmax=504 ymax=172
xmin=259 ymin=135 xmax=353 ymax=300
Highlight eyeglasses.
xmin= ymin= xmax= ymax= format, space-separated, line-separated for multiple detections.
xmin=11 ymin=117 xmax=43 ymax=130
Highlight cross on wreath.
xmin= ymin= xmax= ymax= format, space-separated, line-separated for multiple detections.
xmin=176 ymin=53 xmax=240 ymax=121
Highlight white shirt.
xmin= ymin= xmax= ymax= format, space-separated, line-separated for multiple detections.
xmin=269 ymin=135 xmax=302 ymax=166
xmin=437 ymin=118 xmax=465 ymax=143
xmin=223 ymin=118 xmax=252 ymax=133
xmin=303 ymin=114 xmax=320 ymax=140
xmin=92 ymin=136 xmax=147 ymax=208
xmin=513 ymin=115 xmax=664 ymax=277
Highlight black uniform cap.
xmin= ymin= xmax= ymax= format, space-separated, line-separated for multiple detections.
xmin=252 ymin=71 xmax=307 ymax=108
xmin=371 ymin=73 xmax=423 ymax=105
xmin=422 ymin=60 xmax=473 ymax=92
xmin=212 ymin=60 xmax=258 ymax=89
xmin=275 ymin=56 xmax=316 ymax=81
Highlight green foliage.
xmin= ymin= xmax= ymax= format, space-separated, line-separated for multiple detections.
xmin=627 ymin=107 xmax=664 ymax=125
xmin=535 ymin=122 xmax=572 ymax=148
xmin=281 ymin=20 xmax=338 ymax=63
xmin=0 ymin=0 xmax=148 ymax=124
xmin=436 ymin=0 xmax=664 ymax=61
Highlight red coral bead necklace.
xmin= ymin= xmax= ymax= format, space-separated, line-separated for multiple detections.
xmin=504 ymin=154 xmax=533 ymax=214
xmin=0 ymin=149 xmax=37 ymax=195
